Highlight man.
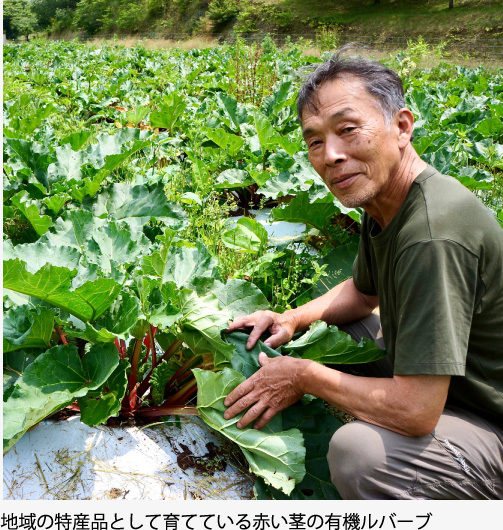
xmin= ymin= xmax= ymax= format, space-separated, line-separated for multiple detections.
xmin=224 ymin=52 xmax=503 ymax=499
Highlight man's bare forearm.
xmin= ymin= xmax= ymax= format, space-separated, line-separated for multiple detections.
xmin=300 ymin=361 xmax=450 ymax=436
xmin=287 ymin=278 xmax=379 ymax=333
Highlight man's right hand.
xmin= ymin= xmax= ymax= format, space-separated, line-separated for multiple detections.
xmin=226 ymin=310 xmax=298 ymax=350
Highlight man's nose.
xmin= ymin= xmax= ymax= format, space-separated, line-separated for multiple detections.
xmin=324 ymin=136 xmax=347 ymax=166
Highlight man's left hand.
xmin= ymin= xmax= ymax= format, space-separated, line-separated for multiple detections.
xmin=223 ymin=353 xmax=313 ymax=429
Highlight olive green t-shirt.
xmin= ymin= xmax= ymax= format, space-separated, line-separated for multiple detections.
xmin=353 ymin=165 xmax=503 ymax=427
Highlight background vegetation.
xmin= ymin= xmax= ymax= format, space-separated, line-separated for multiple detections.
xmin=3 ymin=0 xmax=503 ymax=43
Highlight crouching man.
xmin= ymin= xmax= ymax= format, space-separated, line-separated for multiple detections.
xmin=225 ymin=51 xmax=503 ymax=499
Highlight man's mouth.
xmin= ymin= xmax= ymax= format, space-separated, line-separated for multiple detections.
xmin=331 ymin=173 xmax=360 ymax=189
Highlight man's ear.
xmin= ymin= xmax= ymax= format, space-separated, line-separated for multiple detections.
xmin=396 ymin=108 xmax=415 ymax=149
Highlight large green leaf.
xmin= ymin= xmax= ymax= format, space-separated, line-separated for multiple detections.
xmin=204 ymin=128 xmax=245 ymax=158
xmin=4 ymin=259 xmax=121 ymax=322
xmin=222 ymin=217 xmax=268 ymax=253
xmin=3 ymin=343 xmax=119 ymax=453
xmin=284 ymin=321 xmax=387 ymax=365
xmin=4 ymin=138 xmax=55 ymax=192
xmin=70 ymin=135 xmax=154 ymax=202
xmin=214 ymin=169 xmax=254 ymax=189
xmin=47 ymin=143 xmax=87 ymax=183
xmin=83 ymin=183 xmax=189 ymax=232
xmin=65 ymin=292 xmax=143 ymax=343
xmin=254 ymin=399 xmax=342 ymax=500
xmin=143 ymin=240 xmax=221 ymax=290
xmin=272 ymin=192 xmax=337 ymax=231
xmin=86 ymin=222 xmax=151 ymax=276
xmin=206 ymin=279 xmax=270 ymax=320
xmin=314 ymin=238 xmax=359 ymax=297
xmin=4 ymin=350 xmax=38 ymax=400
xmin=60 ymin=130 xmax=92 ymax=151
xmin=3 ymin=306 xmax=55 ymax=353
xmin=41 ymin=210 xmax=151 ymax=277
xmin=131 ymin=275 xmax=182 ymax=329
xmin=259 ymin=153 xmax=326 ymax=200
xmin=10 ymin=191 xmax=53 ymax=236
xmin=215 ymin=92 xmax=248 ymax=133
xmin=194 ymin=367 xmax=306 ymax=495
xmin=78 ymin=359 xmax=129 ymax=427
xmin=179 ymin=290 xmax=234 ymax=365
xmin=149 ymin=93 xmax=187 ymax=131
xmin=223 ymin=332 xmax=282 ymax=378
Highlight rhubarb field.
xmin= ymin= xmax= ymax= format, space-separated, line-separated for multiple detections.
xmin=3 ymin=39 xmax=503 ymax=499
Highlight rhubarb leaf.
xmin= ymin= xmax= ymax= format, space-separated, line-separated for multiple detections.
xmin=284 ymin=321 xmax=387 ymax=365
xmin=3 ymin=343 xmax=119 ymax=453
xmin=179 ymin=290 xmax=234 ymax=365
xmin=254 ymin=399 xmax=342 ymax=500
xmin=150 ymin=360 xmax=179 ymax=406
xmin=3 ymin=350 xmax=38 ymax=400
xmin=83 ymin=183 xmax=189 ymax=232
xmin=223 ymin=332 xmax=282 ymax=378
xmin=78 ymin=359 xmax=129 ymax=426
xmin=4 ymin=259 xmax=121 ymax=322
xmin=194 ymin=367 xmax=305 ymax=494
xmin=11 ymin=191 xmax=53 ymax=236
xmin=205 ymin=279 xmax=269 ymax=319
xmin=143 ymin=242 xmax=221 ymax=290
xmin=3 ymin=306 xmax=55 ymax=352
xmin=222 ymin=217 xmax=268 ymax=253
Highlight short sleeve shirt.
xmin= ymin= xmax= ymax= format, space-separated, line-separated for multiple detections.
xmin=353 ymin=165 xmax=503 ymax=427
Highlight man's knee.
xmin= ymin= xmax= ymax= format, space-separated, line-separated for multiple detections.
xmin=327 ymin=421 xmax=389 ymax=499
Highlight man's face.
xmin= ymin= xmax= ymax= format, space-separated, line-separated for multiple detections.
xmin=302 ymin=76 xmax=402 ymax=209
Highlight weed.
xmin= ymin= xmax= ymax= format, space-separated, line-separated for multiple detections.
xmin=229 ymin=36 xmax=278 ymax=106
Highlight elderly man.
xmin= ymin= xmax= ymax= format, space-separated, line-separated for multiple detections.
xmin=224 ymin=53 xmax=503 ymax=500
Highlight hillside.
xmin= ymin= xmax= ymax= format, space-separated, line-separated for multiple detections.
xmin=35 ymin=0 xmax=503 ymax=42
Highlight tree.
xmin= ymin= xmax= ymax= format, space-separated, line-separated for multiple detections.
xmin=31 ymin=0 xmax=79 ymax=29
xmin=449 ymin=0 xmax=454 ymax=8
xmin=3 ymin=0 xmax=38 ymax=40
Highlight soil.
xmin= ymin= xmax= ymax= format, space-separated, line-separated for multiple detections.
xmin=173 ymin=441 xmax=226 ymax=475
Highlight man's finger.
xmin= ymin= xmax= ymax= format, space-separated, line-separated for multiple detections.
xmin=258 ymin=352 xmax=270 ymax=366
xmin=224 ymin=378 xmax=254 ymax=409
xmin=252 ymin=407 xmax=279 ymax=430
xmin=262 ymin=328 xmax=291 ymax=350
xmin=246 ymin=315 xmax=274 ymax=349
xmin=236 ymin=400 xmax=268 ymax=429
xmin=225 ymin=316 xmax=255 ymax=333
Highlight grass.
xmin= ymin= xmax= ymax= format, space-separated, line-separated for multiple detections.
xmin=84 ymin=36 xmax=219 ymax=50
xmin=272 ymin=0 xmax=503 ymax=39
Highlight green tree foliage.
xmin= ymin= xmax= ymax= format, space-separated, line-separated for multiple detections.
xmin=31 ymin=0 xmax=79 ymax=29
xmin=3 ymin=0 xmax=38 ymax=40
xmin=73 ymin=0 xmax=150 ymax=34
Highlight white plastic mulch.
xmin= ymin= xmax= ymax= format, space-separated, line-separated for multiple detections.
xmin=3 ymin=415 xmax=255 ymax=500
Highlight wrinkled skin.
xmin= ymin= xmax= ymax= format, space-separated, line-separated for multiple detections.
xmin=225 ymin=309 xmax=297 ymax=350
xmin=223 ymin=352 xmax=313 ymax=430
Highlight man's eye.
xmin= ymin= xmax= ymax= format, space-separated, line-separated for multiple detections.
xmin=309 ymin=140 xmax=322 ymax=148
xmin=342 ymin=127 xmax=356 ymax=134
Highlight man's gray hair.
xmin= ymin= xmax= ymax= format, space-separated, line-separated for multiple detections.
xmin=297 ymin=48 xmax=406 ymax=126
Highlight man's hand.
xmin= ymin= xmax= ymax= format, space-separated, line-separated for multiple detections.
xmin=223 ymin=353 xmax=313 ymax=429
xmin=226 ymin=310 xmax=297 ymax=350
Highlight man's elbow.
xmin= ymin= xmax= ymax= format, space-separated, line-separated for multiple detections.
xmin=399 ymin=408 xmax=443 ymax=437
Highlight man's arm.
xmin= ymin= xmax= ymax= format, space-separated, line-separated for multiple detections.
xmin=227 ymin=277 xmax=379 ymax=350
xmin=224 ymin=353 xmax=450 ymax=436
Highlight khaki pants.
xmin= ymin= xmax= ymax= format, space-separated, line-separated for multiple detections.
xmin=326 ymin=314 xmax=503 ymax=500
